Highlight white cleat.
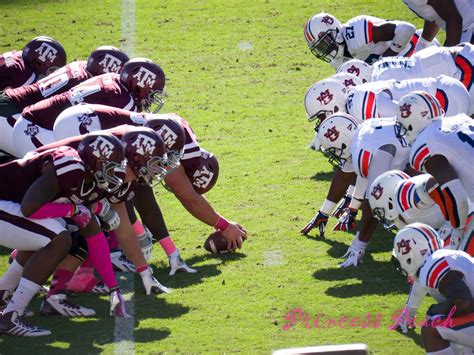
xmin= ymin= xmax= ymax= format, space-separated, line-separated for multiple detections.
xmin=40 ymin=294 xmax=95 ymax=317
xmin=111 ymin=251 xmax=136 ymax=272
xmin=0 ymin=310 xmax=51 ymax=337
xmin=140 ymin=268 xmax=171 ymax=295
xmin=169 ymin=251 xmax=197 ymax=276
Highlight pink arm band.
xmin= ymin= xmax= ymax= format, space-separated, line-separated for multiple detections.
xmin=29 ymin=202 xmax=75 ymax=219
xmin=214 ymin=217 xmax=230 ymax=231
xmin=92 ymin=201 xmax=104 ymax=215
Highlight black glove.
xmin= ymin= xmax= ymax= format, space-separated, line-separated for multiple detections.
xmin=300 ymin=211 xmax=329 ymax=237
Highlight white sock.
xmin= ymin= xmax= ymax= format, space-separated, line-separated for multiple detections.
xmin=0 ymin=260 xmax=23 ymax=292
xmin=427 ymin=345 xmax=454 ymax=355
xmin=4 ymin=277 xmax=41 ymax=316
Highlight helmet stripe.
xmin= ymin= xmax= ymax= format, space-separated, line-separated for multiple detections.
xmin=415 ymin=92 xmax=434 ymax=118
xmin=399 ymin=181 xmax=414 ymax=211
xmin=417 ymin=225 xmax=441 ymax=251
xmin=304 ymin=19 xmax=315 ymax=44
xmin=455 ymin=54 xmax=473 ymax=91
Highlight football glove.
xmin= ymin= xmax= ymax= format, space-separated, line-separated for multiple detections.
xmin=333 ymin=208 xmax=357 ymax=232
xmin=169 ymin=250 xmax=197 ymax=276
xmin=72 ymin=204 xmax=92 ymax=228
xmin=333 ymin=194 xmax=351 ymax=218
xmin=139 ymin=267 xmax=171 ymax=295
xmin=340 ymin=233 xmax=367 ymax=268
xmin=395 ymin=307 xmax=417 ymax=333
xmin=300 ymin=211 xmax=329 ymax=237
xmin=137 ymin=226 xmax=153 ymax=262
xmin=96 ymin=200 xmax=120 ymax=231
xmin=109 ymin=289 xmax=131 ymax=318
xmin=449 ymin=228 xmax=463 ymax=250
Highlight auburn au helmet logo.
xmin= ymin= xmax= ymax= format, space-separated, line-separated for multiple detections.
xmin=321 ymin=15 xmax=334 ymax=25
xmin=324 ymin=126 xmax=339 ymax=142
xmin=400 ymin=103 xmax=412 ymax=118
xmin=317 ymin=89 xmax=333 ymax=105
xmin=397 ymin=239 xmax=412 ymax=255
xmin=371 ymin=183 xmax=383 ymax=200
xmin=346 ymin=65 xmax=360 ymax=76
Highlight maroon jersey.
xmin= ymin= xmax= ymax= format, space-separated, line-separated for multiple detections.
xmin=0 ymin=50 xmax=36 ymax=91
xmin=5 ymin=61 xmax=91 ymax=111
xmin=22 ymin=73 xmax=137 ymax=130
xmin=35 ymin=125 xmax=137 ymax=205
xmin=0 ymin=146 xmax=84 ymax=203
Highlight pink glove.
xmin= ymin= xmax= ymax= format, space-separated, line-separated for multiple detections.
xmin=72 ymin=204 xmax=92 ymax=228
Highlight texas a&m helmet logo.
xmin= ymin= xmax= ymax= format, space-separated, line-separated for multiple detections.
xmin=98 ymin=54 xmax=124 ymax=73
xmin=89 ymin=136 xmax=114 ymax=159
xmin=317 ymin=89 xmax=333 ymax=105
xmin=346 ymin=65 xmax=360 ymax=76
xmin=131 ymin=133 xmax=156 ymax=156
xmin=400 ymin=103 xmax=412 ymax=118
xmin=24 ymin=123 xmax=39 ymax=137
xmin=34 ymin=43 xmax=58 ymax=63
xmin=321 ymin=15 xmax=334 ymax=25
xmin=396 ymin=239 xmax=412 ymax=255
xmin=371 ymin=183 xmax=384 ymax=200
xmin=157 ymin=124 xmax=178 ymax=148
xmin=324 ymin=126 xmax=339 ymax=142
xmin=192 ymin=166 xmax=214 ymax=189
xmin=133 ymin=66 xmax=157 ymax=88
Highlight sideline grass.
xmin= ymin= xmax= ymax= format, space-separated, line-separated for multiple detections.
xmin=0 ymin=1 xmax=441 ymax=353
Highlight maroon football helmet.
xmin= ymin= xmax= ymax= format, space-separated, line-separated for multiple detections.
xmin=121 ymin=127 xmax=168 ymax=186
xmin=77 ymin=132 xmax=126 ymax=192
xmin=22 ymin=36 xmax=67 ymax=79
xmin=145 ymin=117 xmax=185 ymax=169
xmin=185 ymin=150 xmax=219 ymax=194
xmin=120 ymin=58 xmax=166 ymax=113
xmin=86 ymin=46 xmax=130 ymax=76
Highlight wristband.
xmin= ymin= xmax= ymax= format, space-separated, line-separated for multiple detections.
xmin=30 ymin=202 xmax=75 ymax=219
xmin=321 ymin=199 xmax=337 ymax=215
xmin=214 ymin=217 xmax=230 ymax=231
xmin=92 ymin=201 xmax=104 ymax=215
xmin=349 ymin=198 xmax=363 ymax=210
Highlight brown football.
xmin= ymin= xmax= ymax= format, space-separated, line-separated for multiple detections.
xmin=204 ymin=231 xmax=230 ymax=254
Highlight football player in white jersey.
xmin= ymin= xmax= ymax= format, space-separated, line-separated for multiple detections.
xmin=304 ymin=12 xmax=422 ymax=69
xmin=395 ymin=91 xmax=473 ymax=250
xmin=372 ymin=43 xmax=474 ymax=115
xmin=393 ymin=224 xmax=474 ymax=353
xmin=402 ymin=0 xmax=474 ymax=50
xmin=302 ymin=114 xmax=412 ymax=267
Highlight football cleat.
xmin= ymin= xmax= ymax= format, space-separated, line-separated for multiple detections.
xmin=40 ymin=294 xmax=96 ymax=317
xmin=0 ymin=290 xmax=34 ymax=317
xmin=140 ymin=267 xmax=171 ymax=295
xmin=169 ymin=251 xmax=197 ymax=276
xmin=67 ymin=271 xmax=109 ymax=295
xmin=0 ymin=310 xmax=51 ymax=337
xmin=111 ymin=251 xmax=136 ymax=272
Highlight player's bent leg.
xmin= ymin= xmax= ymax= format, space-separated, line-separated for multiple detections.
xmin=421 ymin=325 xmax=453 ymax=354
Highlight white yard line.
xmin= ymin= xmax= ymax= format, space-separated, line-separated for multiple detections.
xmin=121 ymin=0 xmax=136 ymax=57
xmin=263 ymin=250 xmax=284 ymax=266
xmin=114 ymin=272 xmax=136 ymax=355
xmin=115 ymin=1 xmax=136 ymax=353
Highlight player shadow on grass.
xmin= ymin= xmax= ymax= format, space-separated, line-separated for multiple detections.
xmin=310 ymin=170 xmax=334 ymax=181
xmin=150 ymin=252 xmax=246 ymax=290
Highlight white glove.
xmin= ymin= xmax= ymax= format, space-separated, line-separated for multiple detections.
xmin=96 ymin=199 xmax=120 ymax=231
xmin=137 ymin=226 xmax=153 ymax=262
xmin=340 ymin=233 xmax=367 ymax=268
xmin=449 ymin=228 xmax=464 ymax=250
xmin=437 ymin=221 xmax=453 ymax=243
xmin=109 ymin=289 xmax=131 ymax=318
xmin=396 ymin=306 xmax=417 ymax=333
xmin=169 ymin=250 xmax=198 ymax=276
xmin=139 ymin=267 xmax=171 ymax=295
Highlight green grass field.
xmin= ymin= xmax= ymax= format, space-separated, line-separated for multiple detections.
xmin=0 ymin=1 xmax=443 ymax=353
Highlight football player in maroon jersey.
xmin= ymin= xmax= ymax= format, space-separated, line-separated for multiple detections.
xmin=0 ymin=46 xmax=128 ymax=157
xmin=10 ymin=57 xmax=166 ymax=158
xmin=0 ymin=133 xmax=129 ymax=336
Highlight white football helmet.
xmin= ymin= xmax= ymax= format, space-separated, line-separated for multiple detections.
xmin=368 ymin=170 xmax=410 ymax=230
xmin=304 ymin=12 xmax=343 ymax=63
xmin=331 ymin=72 xmax=362 ymax=90
xmin=304 ymin=78 xmax=348 ymax=131
xmin=337 ymin=59 xmax=373 ymax=83
xmin=317 ymin=113 xmax=359 ymax=167
xmin=392 ymin=223 xmax=442 ymax=278
xmin=395 ymin=91 xmax=444 ymax=144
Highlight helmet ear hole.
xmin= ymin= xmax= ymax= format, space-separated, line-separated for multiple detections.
xmin=406 ymin=258 xmax=411 ymax=265
xmin=334 ymin=106 xmax=339 ymax=112
xmin=341 ymin=143 xmax=346 ymax=149
xmin=388 ymin=202 xmax=393 ymax=210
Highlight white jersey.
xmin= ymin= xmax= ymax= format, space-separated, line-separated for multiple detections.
xmin=402 ymin=0 xmax=474 ymax=35
xmin=331 ymin=16 xmax=420 ymax=69
xmin=410 ymin=114 xmax=474 ymax=201
xmin=350 ymin=118 xmax=410 ymax=178
xmin=348 ymin=75 xmax=470 ymax=120
xmin=394 ymin=174 xmax=445 ymax=230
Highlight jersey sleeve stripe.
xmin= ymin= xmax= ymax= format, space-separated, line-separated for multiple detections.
xmin=427 ymin=259 xmax=450 ymax=289
xmin=357 ymin=150 xmax=372 ymax=178
xmin=435 ymin=89 xmax=449 ymax=113
xmin=411 ymin=144 xmax=430 ymax=171
xmin=451 ymin=312 xmax=474 ymax=330
xmin=428 ymin=186 xmax=448 ymax=220
xmin=182 ymin=151 xmax=202 ymax=160
xmin=455 ymin=54 xmax=473 ymax=91
xmin=304 ymin=19 xmax=315 ymax=43
xmin=405 ymin=32 xmax=419 ymax=58
xmin=54 ymin=155 xmax=83 ymax=166
xmin=364 ymin=20 xmax=373 ymax=44
xmin=442 ymin=186 xmax=461 ymax=228
xmin=56 ymin=162 xmax=85 ymax=176
xmin=364 ymin=91 xmax=377 ymax=119
xmin=184 ymin=142 xmax=199 ymax=150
